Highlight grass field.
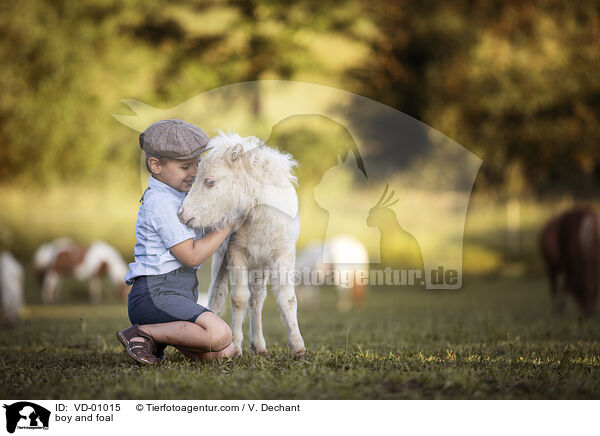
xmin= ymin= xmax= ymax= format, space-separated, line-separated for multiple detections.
xmin=2 ymin=275 xmax=599 ymax=400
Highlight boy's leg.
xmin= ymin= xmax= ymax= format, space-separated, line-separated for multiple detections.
xmin=174 ymin=342 xmax=235 ymax=361
xmin=137 ymin=311 xmax=232 ymax=353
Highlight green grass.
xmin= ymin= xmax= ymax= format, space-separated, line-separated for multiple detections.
xmin=2 ymin=275 xmax=599 ymax=399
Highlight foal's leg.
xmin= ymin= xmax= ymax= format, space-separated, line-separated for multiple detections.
xmin=249 ymin=273 xmax=268 ymax=355
xmin=228 ymin=249 xmax=249 ymax=357
xmin=272 ymin=255 xmax=306 ymax=359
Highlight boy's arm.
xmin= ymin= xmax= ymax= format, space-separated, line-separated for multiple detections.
xmin=170 ymin=225 xmax=233 ymax=268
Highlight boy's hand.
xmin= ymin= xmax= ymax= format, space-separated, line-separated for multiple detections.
xmin=169 ymin=225 xmax=232 ymax=268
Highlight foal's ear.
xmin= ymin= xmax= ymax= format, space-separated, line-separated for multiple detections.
xmin=226 ymin=143 xmax=244 ymax=167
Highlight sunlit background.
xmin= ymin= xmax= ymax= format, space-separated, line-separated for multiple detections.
xmin=2 ymin=1 xmax=598 ymax=290
xmin=1 ymin=0 xmax=600 ymax=400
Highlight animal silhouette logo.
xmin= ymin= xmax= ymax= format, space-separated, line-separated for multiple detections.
xmin=113 ymin=80 xmax=481 ymax=289
xmin=366 ymin=183 xmax=424 ymax=271
xmin=313 ymin=150 xmax=381 ymax=263
xmin=3 ymin=402 xmax=50 ymax=433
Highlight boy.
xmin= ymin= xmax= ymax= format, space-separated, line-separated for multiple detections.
xmin=117 ymin=119 xmax=234 ymax=365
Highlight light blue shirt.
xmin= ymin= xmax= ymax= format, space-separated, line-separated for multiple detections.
xmin=125 ymin=175 xmax=204 ymax=285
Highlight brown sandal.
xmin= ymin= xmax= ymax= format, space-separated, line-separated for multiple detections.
xmin=116 ymin=325 xmax=164 ymax=365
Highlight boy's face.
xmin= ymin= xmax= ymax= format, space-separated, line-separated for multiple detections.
xmin=149 ymin=157 xmax=200 ymax=193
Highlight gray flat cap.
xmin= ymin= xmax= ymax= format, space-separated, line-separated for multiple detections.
xmin=139 ymin=119 xmax=210 ymax=159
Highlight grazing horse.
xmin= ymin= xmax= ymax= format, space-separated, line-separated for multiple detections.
xmin=539 ymin=206 xmax=600 ymax=316
xmin=34 ymin=238 xmax=130 ymax=303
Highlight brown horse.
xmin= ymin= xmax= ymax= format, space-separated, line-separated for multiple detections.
xmin=539 ymin=206 xmax=600 ymax=316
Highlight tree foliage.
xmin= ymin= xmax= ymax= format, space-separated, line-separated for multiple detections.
xmin=1 ymin=0 xmax=598 ymax=193
xmin=351 ymin=0 xmax=600 ymax=193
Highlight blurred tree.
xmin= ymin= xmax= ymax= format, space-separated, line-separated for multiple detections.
xmin=0 ymin=0 xmax=362 ymax=186
xmin=133 ymin=0 xmax=362 ymax=112
xmin=0 ymin=0 xmax=162 ymax=187
xmin=350 ymin=0 xmax=600 ymax=195
xmin=2 ymin=0 xmax=599 ymax=196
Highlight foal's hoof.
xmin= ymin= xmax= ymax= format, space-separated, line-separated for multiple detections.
xmin=250 ymin=344 xmax=269 ymax=356
xmin=293 ymin=349 xmax=307 ymax=360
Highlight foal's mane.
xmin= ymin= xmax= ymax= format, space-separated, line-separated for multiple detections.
xmin=207 ymin=130 xmax=297 ymax=187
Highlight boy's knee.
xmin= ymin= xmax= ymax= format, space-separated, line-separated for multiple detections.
xmin=209 ymin=321 xmax=232 ymax=351
xmin=194 ymin=311 xmax=232 ymax=351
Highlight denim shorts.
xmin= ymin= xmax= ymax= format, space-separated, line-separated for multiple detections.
xmin=128 ymin=266 xmax=211 ymax=325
